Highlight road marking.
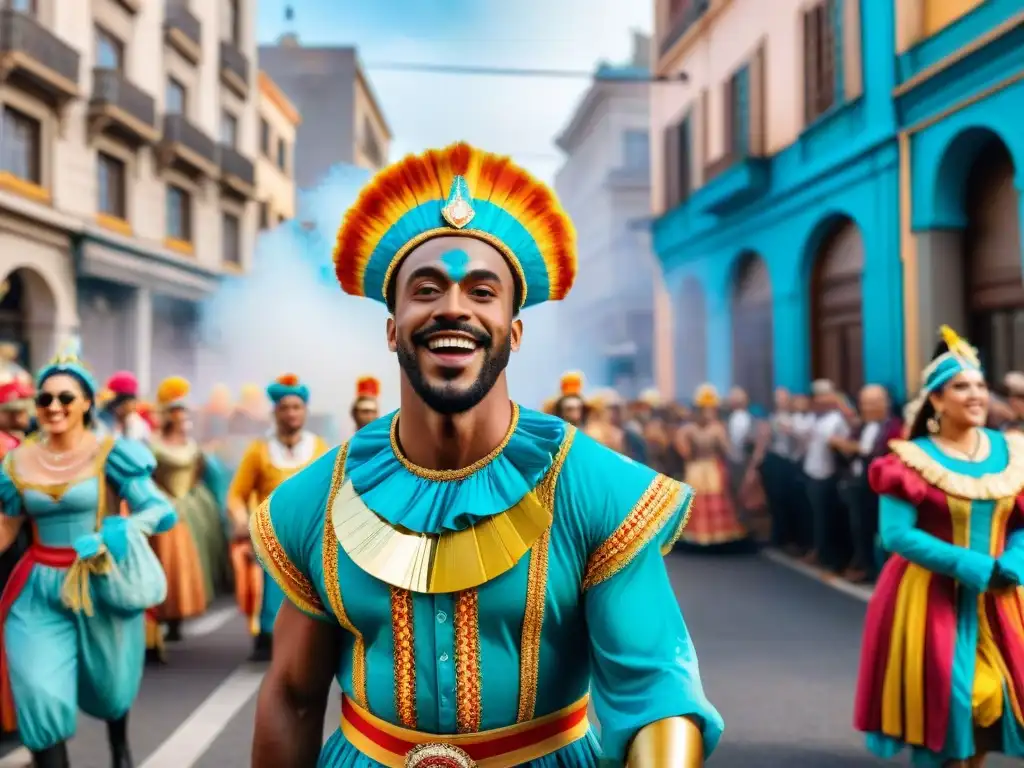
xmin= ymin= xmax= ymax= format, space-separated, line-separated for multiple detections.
xmin=139 ymin=665 xmax=264 ymax=768
xmin=184 ymin=605 xmax=237 ymax=638
xmin=0 ymin=747 xmax=29 ymax=767
xmin=761 ymin=548 xmax=873 ymax=603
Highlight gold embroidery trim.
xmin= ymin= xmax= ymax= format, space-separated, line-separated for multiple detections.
xmin=454 ymin=589 xmax=482 ymax=733
xmin=516 ymin=426 xmax=575 ymax=723
xmin=321 ymin=442 xmax=369 ymax=708
xmin=889 ymin=432 xmax=1024 ymax=500
xmin=582 ymin=474 xmax=684 ymax=590
xmin=391 ymin=586 xmax=417 ymax=728
xmin=250 ymin=497 xmax=326 ymax=618
xmin=390 ymin=403 xmax=519 ymax=481
xmin=660 ymin=486 xmax=695 ymax=555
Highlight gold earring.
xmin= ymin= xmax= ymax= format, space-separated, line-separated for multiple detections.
xmin=927 ymin=412 xmax=942 ymax=434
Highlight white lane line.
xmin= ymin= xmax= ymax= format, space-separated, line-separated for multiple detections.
xmin=761 ymin=547 xmax=873 ymax=603
xmin=183 ymin=605 xmax=237 ymax=638
xmin=139 ymin=665 xmax=264 ymax=768
xmin=0 ymin=747 xmax=29 ymax=767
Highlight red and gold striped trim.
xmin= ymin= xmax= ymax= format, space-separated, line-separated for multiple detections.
xmin=454 ymin=589 xmax=481 ymax=733
xmin=582 ymin=474 xmax=683 ymax=590
xmin=391 ymin=587 xmax=417 ymax=728
xmin=340 ymin=693 xmax=590 ymax=768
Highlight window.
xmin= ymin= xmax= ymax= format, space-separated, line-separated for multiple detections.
xmin=622 ymin=130 xmax=649 ymax=170
xmin=662 ymin=116 xmax=691 ymax=208
xmin=221 ymin=110 xmax=238 ymax=147
xmin=222 ymin=0 xmax=240 ymax=45
xmin=1 ymin=107 xmax=41 ymax=184
xmin=362 ymin=118 xmax=383 ymax=167
xmin=94 ymin=26 xmax=123 ymax=72
xmin=166 ymin=185 xmax=192 ymax=241
xmin=222 ymin=212 xmax=241 ymax=265
xmin=11 ymin=0 xmax=36 ymax=15
xmin=803 ymin=0 xmax=838 ymax=123
xmin=726 ymin=65 xmax=750 ymax=158
xmin=276 ymin=137 xmax=287 ymax=171
xmin=97 ymin=153 xmax=126 ymax=218
xmin=259 ymin=118 xmax=270 ymax=155
xmin=258 ymin=201 xmax=269 ymax=229
xmin=166 ymin=78 xmax=186 ymax=115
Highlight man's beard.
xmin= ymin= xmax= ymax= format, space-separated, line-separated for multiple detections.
xmin=397 ymin=321 xmax=511 ymax=416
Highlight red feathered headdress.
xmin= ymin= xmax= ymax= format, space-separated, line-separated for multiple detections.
xmin=355 ymin=376 xmax=381 ymax=400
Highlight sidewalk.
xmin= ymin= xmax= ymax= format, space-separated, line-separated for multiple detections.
xmin=761 ymin=548 xmax=874 ymax=604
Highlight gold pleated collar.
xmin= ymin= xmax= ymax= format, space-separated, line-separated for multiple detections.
xmin=889 ymin=431 xmax=1024 ymax=500
xmin=331 ymin=425 xmax=576 ymax=594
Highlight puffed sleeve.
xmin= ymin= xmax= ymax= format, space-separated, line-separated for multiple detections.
xmin=568 ymin=435 xmax=723 ymax=762
xmin=250 ymin=445 xmax=339 ymax=622
xmin=105 ymin=438 xmax=176 ymax=534
xmin=870 ymin=452 xmax=995 ymax=591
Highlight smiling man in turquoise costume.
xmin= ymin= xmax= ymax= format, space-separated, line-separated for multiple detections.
xmin=249 ymin=142 xmax=722 ymax=768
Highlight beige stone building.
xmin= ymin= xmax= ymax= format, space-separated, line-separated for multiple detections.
xmin=255 ymin=69 xmax=299 ymax=228
xmin=0 ymin=0 xmax=259 ymax=393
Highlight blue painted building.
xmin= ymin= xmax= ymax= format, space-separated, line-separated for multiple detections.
xmin=650 ymin=0 xmax=1023 ymax=407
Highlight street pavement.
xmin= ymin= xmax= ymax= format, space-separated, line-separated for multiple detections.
xmin=0 ymin=554 xmax=1015 ymax=767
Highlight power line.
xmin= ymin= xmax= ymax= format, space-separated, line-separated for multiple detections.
xmin=364 ymin=61 xmax=687 ymax=83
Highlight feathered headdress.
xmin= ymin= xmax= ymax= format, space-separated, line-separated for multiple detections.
xmin=36 ymin=337 xmax=97 ymax=396
xmin=205 ymin=383 xmax=233 ymax=415
xmin=0 ymin=380 xmax=32 ymax=412
xmin=95 ymin=388 xmax=115 ymax=407
xmin=105 ymin=371 xmax=138 ymax=397
xmin=156 ymin=376 xmax=191 ymax=409
xmin=333 ymin=142 xmax=577 ymax=309
xmin=355 ymin=375 xmax=381 ymax=400
xmin=694 ymin=383 xmax=720 ymax=409
xmin=922 ymin=324 xmax=982 ymax=393
xmin=559 ymin=371 xmax=583 ymax=398
xmin=266 ymin=373 xmax=310 ymax=404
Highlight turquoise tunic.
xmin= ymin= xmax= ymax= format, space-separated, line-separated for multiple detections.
xmin=0 ymin=438 xmax=176 ymax=751
xmin=253 ymin=406 xmax=723 ymax=766
xmin=868 ymin=430 xmax=1024 ymax=765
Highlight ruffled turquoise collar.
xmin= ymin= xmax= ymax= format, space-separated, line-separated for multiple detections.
xmin=345 ymin=403 xmax=566 ymax=534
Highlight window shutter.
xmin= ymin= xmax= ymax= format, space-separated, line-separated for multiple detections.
xmin=749 ymin=43 xmax=766 ymax=155
xmin=723 ymin=76 xmax=735 ymax=162
xmin=663 ymin=123 xmax=680 ymax=208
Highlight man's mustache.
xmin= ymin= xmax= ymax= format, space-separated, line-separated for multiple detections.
xmin=411 ymin=320 xmax=491 ymax=349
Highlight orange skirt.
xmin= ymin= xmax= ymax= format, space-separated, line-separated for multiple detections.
xmin=150 ymin=522 xmax=208 ymax=621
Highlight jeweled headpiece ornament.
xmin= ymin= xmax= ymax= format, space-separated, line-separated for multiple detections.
xmin=694 ymin=383 xmax=720 ymax=409
xmin=921 ymin=324 xmax=982 ymax=393
xmin=36 ymin=337 xmax=97 ymax=395
xmin=333 ymin=142 xmax=577 ymax=309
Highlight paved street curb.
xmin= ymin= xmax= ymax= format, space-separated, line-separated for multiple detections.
xmin=0 ymin=745 xmax=29 ymax=767
xmin=761 ymin=548 xmax=873 ymax=603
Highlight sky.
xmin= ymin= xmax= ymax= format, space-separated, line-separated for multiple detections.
xmin=255 ymin=0 xmax=654 ymax=183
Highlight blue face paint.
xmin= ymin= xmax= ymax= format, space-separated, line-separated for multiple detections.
xmin=439 ymin=248 xmax=470 ymax=282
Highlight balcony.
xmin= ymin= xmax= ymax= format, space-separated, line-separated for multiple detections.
xmin=158 ymin=114 xmax=218 ymax=178
xmin=219 ymin=40 xmax=249 ymax=96
xmin=114 ymin=0 xmax=141 ymax=13
xmin=88 ymin=69 xmax=159 ymax=145
xmin=659 ymin=0 xmax=709 ymax=57
xmin=218 ymin=144 xmax=255 ymax=199
xmin=695 ymin=155 xmax=770 ymax=216
xmin=164 ymin=4 xmax=201 ymax=64
xmin=0 ymin=9 xmax=79 ymax=104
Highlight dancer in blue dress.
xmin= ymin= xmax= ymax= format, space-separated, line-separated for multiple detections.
xmin=250 ymin=143 xmax=719 ymax=767
xmin=0 ymin=341 xmax=176 ymax=767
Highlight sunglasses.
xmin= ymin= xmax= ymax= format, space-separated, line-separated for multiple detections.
xmin=35 ymin=391 xmax=78 ymax=408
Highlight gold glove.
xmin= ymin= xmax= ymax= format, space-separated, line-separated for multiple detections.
xmin=626 ymin=716 xmax=704 ymax=767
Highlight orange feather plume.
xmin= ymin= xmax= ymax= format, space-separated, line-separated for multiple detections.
xmin=560 ymin=371 xmax=583 ymax=397
xmin=355 ymin=376 xmax=381 ymax=399
xmin=156 ymin=376 xmax=190 ymax=405
xmin=276 ymin=373 xmax=300 ymax=387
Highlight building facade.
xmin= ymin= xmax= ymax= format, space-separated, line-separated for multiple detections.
xmin=0 ymin=0 xmax=259 ymax=393
xmin=258 ymin=38 xmax=392 ymax=189
xmin=651 ymin=0 xmax=1023 ymax=407
xmin=256 ymin=70 xmax=299 ymax=228
xmin=554 ymin=33 xmax=658 ymax=397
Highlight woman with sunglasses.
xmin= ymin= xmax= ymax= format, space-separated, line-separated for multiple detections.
xmin=0 ymin=341 xmax=176 ymax=767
